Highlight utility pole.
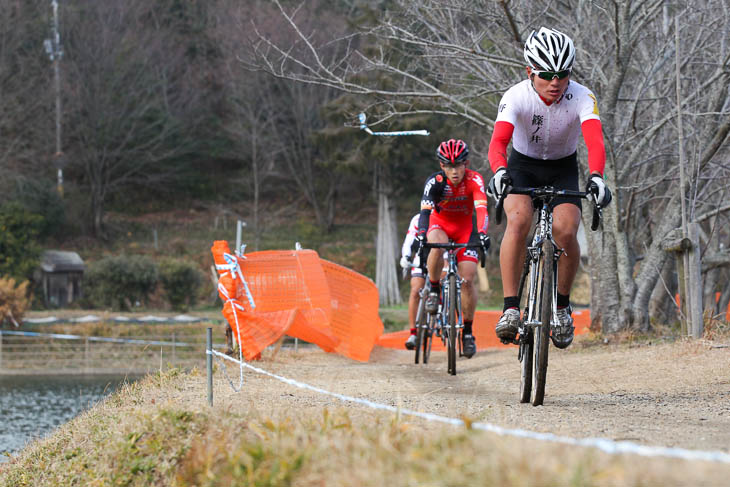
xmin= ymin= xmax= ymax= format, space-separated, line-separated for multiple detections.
xmin=44 ymin=0 xmax=64 ymax=197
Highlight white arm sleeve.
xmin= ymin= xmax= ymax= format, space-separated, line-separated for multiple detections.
xmin=401 ymin=214 xmax=420 ymax=259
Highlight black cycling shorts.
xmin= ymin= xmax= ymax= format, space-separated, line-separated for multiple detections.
xmin=506 ymin=149 xmax=582 ymax=210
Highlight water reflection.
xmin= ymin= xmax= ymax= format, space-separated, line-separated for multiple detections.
xmin=0 ymin=375 xmax=137 ymax=460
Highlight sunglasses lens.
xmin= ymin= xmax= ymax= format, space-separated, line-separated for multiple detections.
xmin=536 ymin=70 xmax=571 ymax=80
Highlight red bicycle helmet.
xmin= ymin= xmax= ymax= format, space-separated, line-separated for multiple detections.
xmin=436 ymin=139 xmax=469 ymax=165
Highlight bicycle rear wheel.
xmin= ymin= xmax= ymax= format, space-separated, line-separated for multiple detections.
xmin=423 ymin=314 xmax=435 ymax=364
xmin=532 ymin=241 xmax=554 ymax=406
xmin=447 ymin=274 xmax=457 ymax=376
xmin=414 ymin=295 xmax=426 ymax=364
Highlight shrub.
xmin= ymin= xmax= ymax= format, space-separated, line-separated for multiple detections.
xmin=11 ymin=178 xmax=65 ymax=238
xmin=84 ymin=255 xmax=158 ymax=310
xmin=0 ymin=202 xmax=44 ymax=281
xmin=0 ymin=277 xmax=30 ymax=327
xmin=159 ymin=258 xmax=203 ymax=311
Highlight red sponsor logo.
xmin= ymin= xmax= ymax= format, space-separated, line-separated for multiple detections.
xmin=436 ymin=174 xmax=443 ymax=183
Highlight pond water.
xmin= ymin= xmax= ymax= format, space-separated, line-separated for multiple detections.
xmin=0 ymin=375 xmax=137 ymax=461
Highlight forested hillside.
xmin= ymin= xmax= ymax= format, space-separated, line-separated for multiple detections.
xmin=1 ymin=1 xmax=729 ymax=332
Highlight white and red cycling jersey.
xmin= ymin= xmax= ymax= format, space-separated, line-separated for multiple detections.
xmin=489 ymin=79 xmax=605 ymax=175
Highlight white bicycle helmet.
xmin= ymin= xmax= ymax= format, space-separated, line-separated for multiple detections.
xmin=523 ymin=27 xmax=575 ymax=72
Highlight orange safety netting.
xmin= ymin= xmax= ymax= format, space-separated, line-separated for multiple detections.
xmin=211 ymin=241 xmax=383 ymax=362
xmin=376 ymin=309 xmax=592 ymax=350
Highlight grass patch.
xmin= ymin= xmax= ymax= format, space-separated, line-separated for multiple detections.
xmin=3 ymin=367 xmax=729 ymax=486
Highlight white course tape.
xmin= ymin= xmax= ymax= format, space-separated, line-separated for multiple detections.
xmin=209 ymin=349 xmax=730 ymax=464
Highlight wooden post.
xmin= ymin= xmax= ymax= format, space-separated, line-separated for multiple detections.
xmin=0 ymin=329 xmax=3 ymax=370
xmin=172 ymin=332 xmax=176 ymax=366
xmin=688 ymin=222 xmax=703 ymax=338
xmin=84 ymin=337 xmax=89 ymax=373
xmin=207 ymin=327 xmax=213 ymax=406
xmin=675 ymin=256 xmax=688 ymax=335
xmin=674 ymin=15 xmax=693 ymax=336
xmin=477 ymin=265 xmax=489 ymax=292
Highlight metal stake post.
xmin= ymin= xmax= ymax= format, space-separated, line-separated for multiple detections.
xmin=235 ymin=220 xmax=247 ymax=256
xmin=206 ymin=327 xmax=213 ymax=406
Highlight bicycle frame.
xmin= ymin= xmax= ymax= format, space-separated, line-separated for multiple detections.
xmin=421 ymin=241 xmax=473 ymax=375
xmin=519 ymin=200 xmax=561 ymax=334
xmin=440 ymin=247 xmax=462 ymax=342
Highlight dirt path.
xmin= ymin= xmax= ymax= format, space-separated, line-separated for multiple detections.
xmin=213 ymin=338 xmax=730 ymax=453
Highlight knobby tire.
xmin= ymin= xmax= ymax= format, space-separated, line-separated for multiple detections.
xmin=519 ymin=325 xmax=533 ymax=403
xmin=414 ymin=296 xmax=426 ymax=364
xmin=423 ymin=314 xmax=435 ymax=364
xmin=533 ymin=240 xmax=554 ymax=406
xmin=447 ymin=274 xmax=457 ymax=376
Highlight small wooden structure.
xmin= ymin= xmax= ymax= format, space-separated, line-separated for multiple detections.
xmin=39 ymin=250 xmax=85 ymax=307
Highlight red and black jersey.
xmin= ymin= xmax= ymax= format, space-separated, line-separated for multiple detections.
xmin=417 ymin=168 xmax=489 ymax=236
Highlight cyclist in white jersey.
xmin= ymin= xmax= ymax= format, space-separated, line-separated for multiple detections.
xmin=487 ymin=27 xmax=612 ymax=349
xmin=400 ymin=214 xmax=427 ymax=350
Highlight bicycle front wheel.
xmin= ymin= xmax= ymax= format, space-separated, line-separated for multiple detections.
xmin=533 ymin=240 xmax=554 ymax=406
xmin=447 ymin=274 xmax=457 ymax=376
xmin=519 ymin=325 xmax=533 ymax=403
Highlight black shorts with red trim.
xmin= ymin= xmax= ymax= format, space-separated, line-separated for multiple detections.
xmin=506 ymin=150 xmax=582 ymax=210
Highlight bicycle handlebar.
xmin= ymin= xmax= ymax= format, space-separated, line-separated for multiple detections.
xmin=422 ymin=241 xmax=487 ymax=268
xmin=494 ymin=185 xmax=603 ymax=231
xmin=423 ymin=242 xmax=472 ymax=250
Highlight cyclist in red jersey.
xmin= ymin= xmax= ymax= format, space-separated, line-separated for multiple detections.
xmin=486 ymin=28 xmax=612 ymax=349
xmin=414 ymin=139 xmax=490 ymax=359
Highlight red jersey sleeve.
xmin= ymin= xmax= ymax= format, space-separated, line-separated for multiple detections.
xmin=581 ymin=119 xmax=606 ymax=176
xmin=468 ymin=170 xmax=489 ymax=234
xmin=488 ymin=121 xmax=514 ymax=173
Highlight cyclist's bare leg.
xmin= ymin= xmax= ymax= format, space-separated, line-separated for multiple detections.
xmin=500 ymin=194 xmax=533 ymax=297
xmin=408 ymin=276 xmax=425 ymax=328
xmin=457 ymin=260 xmax=478 ymax=320
xmin=426 ymin=228 xmax=448 ymax=279
xmin=552 ymin=203 xmax=581 ymax=296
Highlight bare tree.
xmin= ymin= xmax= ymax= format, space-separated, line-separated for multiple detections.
xmin=213 ymin=0 xmax=349 ymax=238
xmin=248 ymin=0 xmax=730 ymax=328
xmin=0 ymin=1 xmax=54 ymax=198
xmin=62 ymin=0 xmax=205 ymax=237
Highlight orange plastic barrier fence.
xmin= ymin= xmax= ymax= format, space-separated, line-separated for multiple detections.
xmin=211 ymin=241 xmax=383 ymax=362
xmin=376 ymin=309 xmax=592 ymax=351
xmin=320 ymin=260 xmax=384 ymax=362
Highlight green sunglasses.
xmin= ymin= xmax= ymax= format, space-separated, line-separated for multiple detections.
xmin=533 ymin=69 xmax=571 ymax=81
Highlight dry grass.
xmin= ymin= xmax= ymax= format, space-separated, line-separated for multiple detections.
xmin=2 ymin=366 xmax=729 ymax=487
xmin=0 ymin=277 xmax=29 ymax=327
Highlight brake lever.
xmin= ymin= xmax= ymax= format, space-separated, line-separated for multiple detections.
xmin=495 ymin=185 xmax=512 ymax=225
xmin=591 ymin=204 xmax=603 ymax=231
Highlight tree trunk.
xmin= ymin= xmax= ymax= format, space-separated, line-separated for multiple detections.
xmin=648 ymin=254 xmax=678 ymax=327
xmin=375 ymin=163 xmax=401 ymax=306
xmin=91 ymin=188 xmax=106 ymax=239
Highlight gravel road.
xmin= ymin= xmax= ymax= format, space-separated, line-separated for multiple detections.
xmin=213 ymin=338 xmax=730 ymax=453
